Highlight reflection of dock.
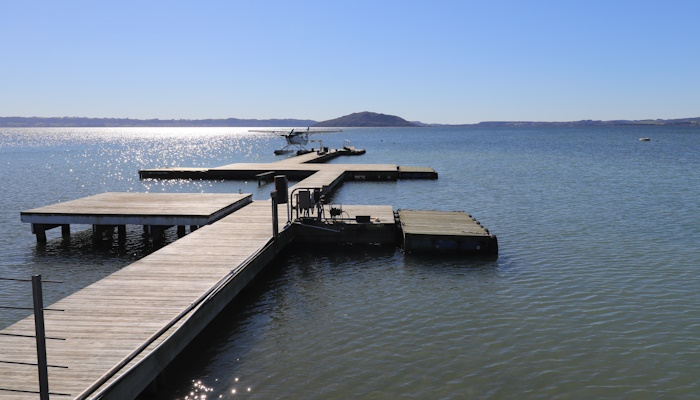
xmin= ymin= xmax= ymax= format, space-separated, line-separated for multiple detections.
xmin=3 ymin=148 xmax=494 ymax=399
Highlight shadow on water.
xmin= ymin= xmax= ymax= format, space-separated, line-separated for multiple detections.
xmin=140 ymin=249 xmax=295 ymax=399
xmin=140 ymin=245 xmax=509 ymax=399
xmin=403 ymin=252 xmax=500 ymax=270
xmin=142 ymin=245 xmax=401 ymax=399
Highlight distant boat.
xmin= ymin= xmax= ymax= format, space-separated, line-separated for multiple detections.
xmin=639 ymin=137 xmax=651 ymax=141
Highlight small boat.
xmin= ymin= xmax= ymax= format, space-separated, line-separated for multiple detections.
xmin=639 ymin=137 xmax=651 ymax=141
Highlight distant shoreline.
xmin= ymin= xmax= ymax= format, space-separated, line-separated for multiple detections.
xmin=0 ymin=117 xmax=316 ymax=128
xmin=1 ymin=116 xmax=699 ymax=128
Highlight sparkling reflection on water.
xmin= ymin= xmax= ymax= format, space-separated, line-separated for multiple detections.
xmin=1 ymin=127 xmax=699 ymax=398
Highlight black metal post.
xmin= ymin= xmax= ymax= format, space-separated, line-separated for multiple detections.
xmin=32 ymin=274 xmax=49 ymax=400
xmin=271 ymin=191 xmax=278 ymax=239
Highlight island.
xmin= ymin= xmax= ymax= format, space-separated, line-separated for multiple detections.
xmin=312 ymin=111 xmax=417 ymax=127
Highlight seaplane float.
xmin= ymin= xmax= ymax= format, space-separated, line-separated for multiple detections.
xmin=249 ymin=128 xmax=342 ymax=155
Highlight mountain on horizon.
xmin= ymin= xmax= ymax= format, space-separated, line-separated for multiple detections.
xmin=313 ymin=112 xmax=417 ymax=127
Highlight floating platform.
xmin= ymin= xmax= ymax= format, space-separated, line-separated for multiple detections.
xmin=20 ymin=192 xmax=251 ymax=242
xmin=398 ymin=210 xmax=498 ymax=255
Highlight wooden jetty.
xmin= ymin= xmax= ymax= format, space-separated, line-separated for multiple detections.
xmin=3 ymin=147 xmax=496 ymax=399
xmin=20 ymin=193 xmax=251 ymax=243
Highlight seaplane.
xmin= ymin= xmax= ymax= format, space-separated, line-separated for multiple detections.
xmin=249 ymin=128 xmax=342 ymax=155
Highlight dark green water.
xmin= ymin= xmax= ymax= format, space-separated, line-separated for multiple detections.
xmin=1 ymin=126 xmax=698 ymax=398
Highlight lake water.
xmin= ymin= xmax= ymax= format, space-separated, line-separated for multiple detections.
xmin=1 ymin=126 xmax=699 ymax=398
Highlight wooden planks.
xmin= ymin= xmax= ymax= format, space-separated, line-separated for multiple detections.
xmin=20 ymin=192 xmax=252 ymax=227
xmin=290 ymin=168 xmax=346 ymax=194
xmin=399 ymin=210 xmax=490 ymax=237
xmin=398 ymin=210 xmax=498 ymax=255
xmin=1 ymin=201 xmax=291 ymax=399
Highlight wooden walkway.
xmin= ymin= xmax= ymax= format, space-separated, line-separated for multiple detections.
xmin=1 ymin=201 xmax=292 ymax=399
xmin=290 ymin=168 xmax=347 ymax=195
xmin=20 ymin=193 xmax=251 ymax=242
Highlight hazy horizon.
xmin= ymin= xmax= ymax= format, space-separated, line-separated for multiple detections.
xmin=2 ymin=113 xmax=699 ymax=126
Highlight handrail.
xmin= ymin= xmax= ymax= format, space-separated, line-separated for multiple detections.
xmin=0 ymin=277 xmax=63 ymax=283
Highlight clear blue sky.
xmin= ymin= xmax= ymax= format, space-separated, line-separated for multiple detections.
xmin=2 ymin=0 xmax=699 ymax=124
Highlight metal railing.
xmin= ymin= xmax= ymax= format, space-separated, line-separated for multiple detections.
xmin=0 ymin=275 xmax=68 ymax=399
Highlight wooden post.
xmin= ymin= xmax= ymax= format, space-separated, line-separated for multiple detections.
xmin=31 ymin=224 xmax=47 ymax=243
xmin=151 ymin=226 xmax=170 ymax=242
xmin=118 ymin=225 xmax=126 ymax=240
xmin=177 ymin=226 xmax=186 ymax=237
xmin=32 ymin=275 xmax=49 ymax=400
xmin=61 ymin=224 xmax=70 ymax=238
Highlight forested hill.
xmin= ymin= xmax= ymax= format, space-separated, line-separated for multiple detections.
xmin=313 ymin=112 xmax=417 ymax=127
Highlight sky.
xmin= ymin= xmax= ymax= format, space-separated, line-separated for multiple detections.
xmin=1 ymin=0 xmax=699 ymax=124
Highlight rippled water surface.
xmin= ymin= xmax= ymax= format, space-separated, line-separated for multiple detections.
xmin=1 ymin=126 xmax=699 ymax=398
